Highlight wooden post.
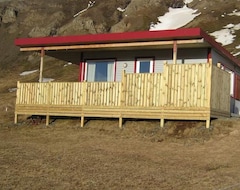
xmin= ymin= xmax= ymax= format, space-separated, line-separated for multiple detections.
xmin=14 ymin=81 xmax=20 ymax=124
xmin=39 ymin=48 xmax=45 ymax=83
xmin=119 ymin=70 xmax=126 ymax=128
xmin=120 ymin=70 xmax=126 ymax=106
xmin=81 ymin=116 xmax=84 ymax=127
xmin=46 ymin=115 xmax=50 ymax=126
xmin=206 ymin=119 xmax=210 ymax=129
xmin=80 ymin=82 xmax=87 ymax=127
xmin=206 ymin=61 xmax=212 ymax=128
xmin=119 ymin=117 xmax=123 ymax=129
xmin=14 ymin=113 xmax=18 ymax=124
xmin=160 ymin=118 xmax=164 ymax=128
xmin=46 ymin=82 xmax=51 ymax=126
xmin=173 ymin=41 xmax=177 ymax=64
xmin=208 ymin=58 xmax=212 ymax=65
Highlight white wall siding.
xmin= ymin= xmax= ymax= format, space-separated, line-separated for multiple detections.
xmin=82 ymin=48 xmax=210 ymax=81
xmin=115 ymin=60 xmax=134 ymax=81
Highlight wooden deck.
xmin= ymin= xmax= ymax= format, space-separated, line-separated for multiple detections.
xmin=15 ymin=63 xmax=230 ymax=128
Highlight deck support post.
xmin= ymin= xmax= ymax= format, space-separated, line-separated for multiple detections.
xmin=160 ymin=118 xmax=164 ymax=128
xmin=206 ymin=119 xmax=210 ymax=129
xmin=81 ymin=116 xmax=84 ymax=127
xmin=46 ymin=115 xmax=50 ymax=126
xmin=14 ymin=113 xmax=18 ymax=124
xmin=119 ymin=117 xmax=123 ymax=129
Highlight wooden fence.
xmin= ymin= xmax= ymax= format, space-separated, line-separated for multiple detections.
xmin=15 ymin=63 xmax=230 ymax=128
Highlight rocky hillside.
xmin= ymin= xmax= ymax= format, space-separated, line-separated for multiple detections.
xmin=1 ymin=0 xmax=240 ymax=72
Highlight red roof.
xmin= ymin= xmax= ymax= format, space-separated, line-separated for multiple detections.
xmin=15 ymin=28 xmax=204 ymax=47
xmin=15 ymin=27 xmax=240 ymax=67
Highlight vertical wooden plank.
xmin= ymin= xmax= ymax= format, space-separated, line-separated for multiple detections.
xmin=158 ymin=73 xmax=163 ymax=107
xmin=197 ymin=64 xmax=202 ymax=107
xmin=100 ymin=83 xmax=103 ymax=106
xmin=171 ymin=64 xmax=175 ymax=106
xmin=179 ymin=64 xmax=185 ymax=107
xmin=152 ymin=73 xmax=157 ymax=106
xmin=187 ymin=65 xmax=192 ymax=107
xmin=132 ymin=73 xmax=136 ymax=106
xmin=128 ymin=74 xmax=132 ymax=106
xmin=14 ymin=81 xmax=20 ymax=124
xmin=120 ymin=70 xmax=126 ymax=107
xmin=201 ymin=64 xmax=206 ymax=107
xmin=82 ymin=82 xmax=87 ymax=106
xmin=16 ymin=81 xmax=20 ymax=105
xmin=168 ymin=64 xmax=173 ymax=106
xmin=193 ymin=64 xmax=197 ymax=107
xmin=162 ymin=63 xmax=168 ymax=106
xmin=206 ymin=62 xmax=212 ymax=110
xmin=176 ymin=65 xmax=180 ymax=107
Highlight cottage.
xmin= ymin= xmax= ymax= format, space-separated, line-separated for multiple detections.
xmin=14 ymin=28 xmax=240 ymax=128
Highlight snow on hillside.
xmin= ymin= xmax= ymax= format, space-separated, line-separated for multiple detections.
xmin=20 ymin=69 xmax=38 ymax=76
xmin=149 ymin=2 xmax=240 ymax=56
xmin=149 ymin=5 xmax=200 ymax=31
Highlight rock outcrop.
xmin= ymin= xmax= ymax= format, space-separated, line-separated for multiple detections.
xmin=1 ymin=6 xmax=17 ymax=24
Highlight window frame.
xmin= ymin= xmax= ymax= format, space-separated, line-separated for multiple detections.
xmin=84 ymin=59 xmax=116 ymax=82
xmin=135 ymin=57 xmax=155 ymax=73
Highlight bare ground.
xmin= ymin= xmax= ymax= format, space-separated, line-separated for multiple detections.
xmin=1 ymin=117 xmax=240 ymax=190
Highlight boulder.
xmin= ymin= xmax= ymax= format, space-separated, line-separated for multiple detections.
xmin=2 ymin=7 xmax=17 ymax=24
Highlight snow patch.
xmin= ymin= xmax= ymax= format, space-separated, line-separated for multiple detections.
xmin=233 ymin=52 xmax=240 ymax=57
xmin=228 ymin=10 xmax=240 ymax=16
xmin=64 ymin=62 xmax=73 ymax=67
xmin=8 ymin=88 xmax=17 ymax=93
xmin=210 ymin=29 xmax=235 ymax=46
xmin=40 ymin=78 xmax=55 ymax=83
xmin=20 ymin=69 xmax=38 ymax=76
xmin=210 ymin=23 xmax=240 ymax=46
xmin=184 ymin=0 xmax=193 ymax=3
xmin=150 ymin=5 xmax=200 ymax=31
xmin=117 ymin=7 xmax=125 ymax=12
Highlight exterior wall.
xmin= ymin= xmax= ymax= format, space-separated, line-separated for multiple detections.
xmin=211 ymin=49 xmax=240 ymax=100
xmin=83 ymin=48 xmax=209 ymax=81
xmin=177 ymin=48 xmax=208 ymax=64
xmin=231 ymin=97 xmax=240 ymax=115
xmin=211 ymin=49 xmax=235 ymax=71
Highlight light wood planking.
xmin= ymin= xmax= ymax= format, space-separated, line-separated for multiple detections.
xmin=15 ymin=63 xmax=231 ymax=128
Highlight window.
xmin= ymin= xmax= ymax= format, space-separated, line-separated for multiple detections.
xmin=136 ymin=58 xmax=154 ymax=73
xmin=85 ymin=60 xmax=115 ymax=82
xmin=224 ymin=68 xmax=234 ymax=96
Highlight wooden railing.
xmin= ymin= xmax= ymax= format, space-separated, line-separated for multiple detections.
xmin=15 ymin=63 xmax=230 ymax=128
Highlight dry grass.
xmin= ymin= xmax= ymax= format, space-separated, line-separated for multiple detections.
xmin=1 ymin=116 xmax=240 ymax=190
